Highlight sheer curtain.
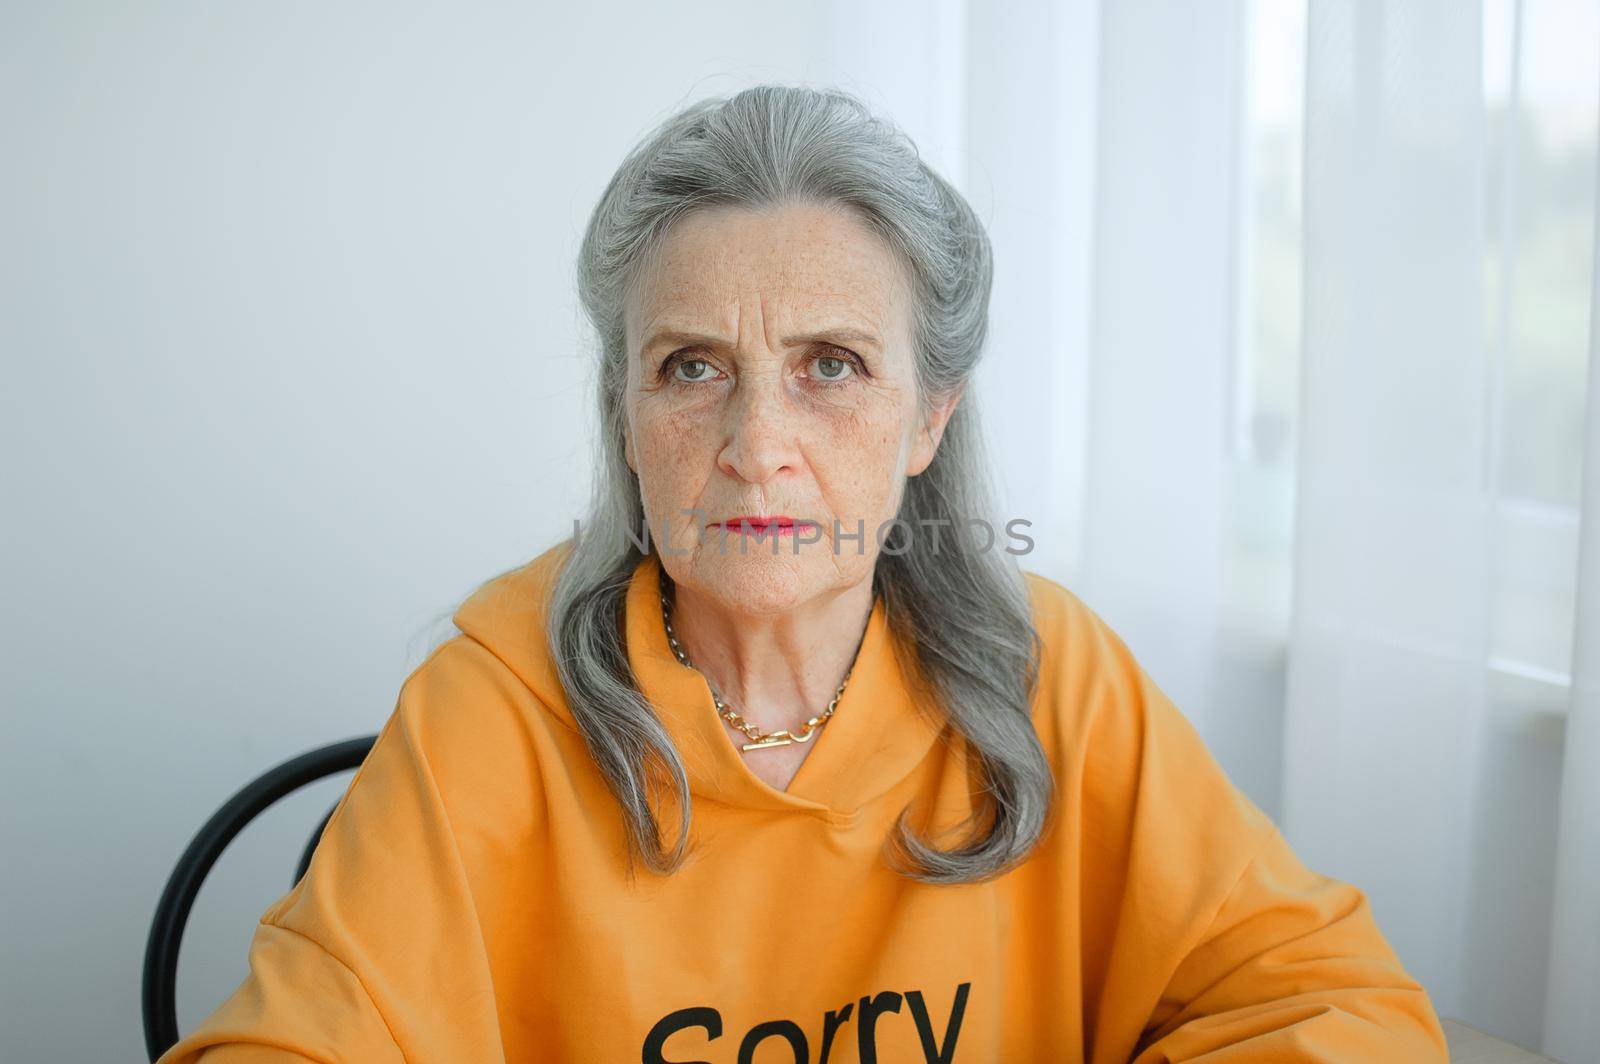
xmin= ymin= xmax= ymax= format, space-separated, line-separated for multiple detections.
xmin=1548 ymin=108 xmax=1600 ymax=1058
xmin=1284 ymin=0 xmax=1491 ymax=1025
xmin=958 ymin=0 xmax=1598 ymax=1056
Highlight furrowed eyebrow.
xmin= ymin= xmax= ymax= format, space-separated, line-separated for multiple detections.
xmin=640 ymin=326 xmax=883 ymax=358
xmin=781 ymin=328 xmax=883 ymax=354
xmin=640 ymin=329 xmax=732 ymax=358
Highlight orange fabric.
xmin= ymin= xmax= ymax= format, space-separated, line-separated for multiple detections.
xmin=158 ymin=545 xmax=1448 ymax=1062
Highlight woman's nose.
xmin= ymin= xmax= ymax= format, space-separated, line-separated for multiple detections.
xmin=717 ymin=378 xmax=800 ymax=485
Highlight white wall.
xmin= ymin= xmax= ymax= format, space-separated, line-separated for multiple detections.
xmin=0 ymin=3 xmax=986 ymax=1057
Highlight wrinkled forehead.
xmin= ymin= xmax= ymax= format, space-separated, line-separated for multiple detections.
xmin=622 ymin=201 xmax=916 ymax=355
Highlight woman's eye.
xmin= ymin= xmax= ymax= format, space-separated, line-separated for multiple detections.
xmin=672 ymin=357 xmax=716 ymax=383
xmin=809 ymin=352 xmax=857 ymax=383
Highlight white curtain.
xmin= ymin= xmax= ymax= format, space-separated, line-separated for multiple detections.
xmin=1547 ymin=117 xmax=1600 ymax=1060
xmin=1283 ymin=0 xmax=1491 ymax=1022
xmin=960 ymin=0 xmax=1599 ymax=1056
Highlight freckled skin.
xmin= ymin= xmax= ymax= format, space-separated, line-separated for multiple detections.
xmin=620 ymin=200 xmax=962 ymax=790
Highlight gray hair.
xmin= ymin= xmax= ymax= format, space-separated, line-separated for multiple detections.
xmin=544 ymin=84 xmax=1051 ymax=884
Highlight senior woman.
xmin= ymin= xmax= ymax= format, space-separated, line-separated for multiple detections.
xmin=159 ymin=86 xmax=1448 ymax=1063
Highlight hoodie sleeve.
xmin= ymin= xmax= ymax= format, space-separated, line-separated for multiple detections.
xmin=155 ymin=641 xmax=507 ymax=1063
xmin=1062 ymin=598 xmax=1449 ymax=1064
xmin=1127 ymin=824 xmax=1450 ymax=1063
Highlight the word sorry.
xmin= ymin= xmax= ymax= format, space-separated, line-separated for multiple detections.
xmin=641 ymin=980 xmax=973 ymax=1063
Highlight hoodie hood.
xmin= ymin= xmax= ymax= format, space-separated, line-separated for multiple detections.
xmin=452 ymin=544 xmax=950 ymax=821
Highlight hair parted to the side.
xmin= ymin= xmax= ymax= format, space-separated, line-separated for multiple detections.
xmin=544 ymin=84 xmax=1051 ymax=884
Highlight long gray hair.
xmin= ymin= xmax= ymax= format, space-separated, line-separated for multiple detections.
xmin=543 ymin=85 xmax=1051 ymax=884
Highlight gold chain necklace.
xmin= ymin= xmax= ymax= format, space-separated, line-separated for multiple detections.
xmin=658 ymin=569 xmax=852 ymax=751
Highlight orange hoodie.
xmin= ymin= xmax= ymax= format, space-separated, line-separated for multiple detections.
xmin=157 ymin=544 xmax=1447 ymax=1062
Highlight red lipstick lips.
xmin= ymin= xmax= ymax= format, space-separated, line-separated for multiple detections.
xmin=714 ymin=516 xmax=810 ymax=536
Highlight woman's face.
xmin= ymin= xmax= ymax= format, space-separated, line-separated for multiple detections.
xmin=622 ymin=199 xmax=960 ymax=615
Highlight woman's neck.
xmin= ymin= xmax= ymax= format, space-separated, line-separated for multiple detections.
xmin=663 ymin=570 xmax=875 ymax=734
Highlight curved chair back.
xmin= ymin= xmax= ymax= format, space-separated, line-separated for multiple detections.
xmin=142 ymin=736 xmax=377 ymax=1062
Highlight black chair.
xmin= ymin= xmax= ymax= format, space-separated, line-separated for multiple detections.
xmin=142 ymin=736 xmax=378 ymax=1063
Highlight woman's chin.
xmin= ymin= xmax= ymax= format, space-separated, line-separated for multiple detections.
xmin=679 ymin=557 xmax=819 ymax=616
